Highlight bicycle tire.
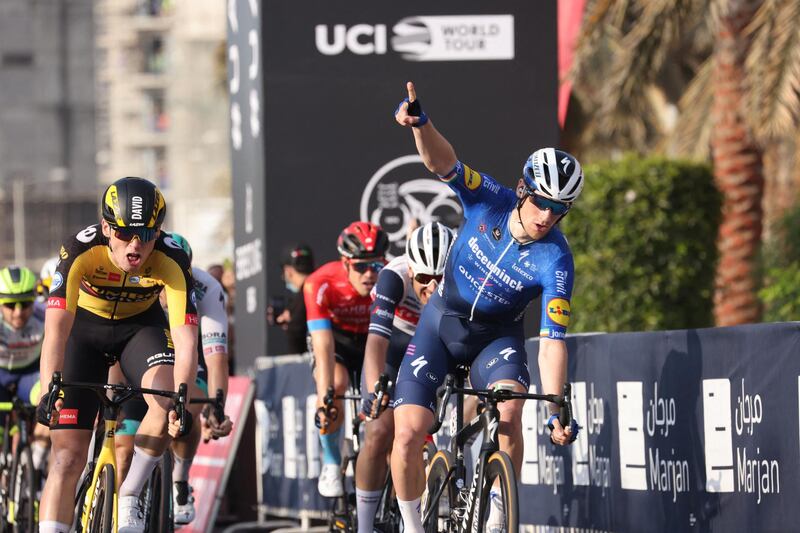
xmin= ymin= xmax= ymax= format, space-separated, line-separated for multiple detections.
xmin=0 ymin=424 xmax=13 ymax=530
xmin=327 ymin=443 xmax=357 ymax=533
xmin=86 ymin=463 xmax=114 ymax=533
xmin=10 ymin=444 xmax=35 ymax=533
xmin=476 ymin=451 xmax=519 ymax=533
xmin=144 ymin=451 xmax=175 ymax=533
xmin=422 ymin=449 xmax=455 ymax=533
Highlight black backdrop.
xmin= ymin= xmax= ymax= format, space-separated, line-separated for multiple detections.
xmin=229 ymin=1 xmax=559 ymax=361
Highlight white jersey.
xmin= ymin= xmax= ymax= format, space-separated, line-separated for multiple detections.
xmin=0 ymin=314 xmax=44 ymax=370
xmin=370 ymin=255 xmax=422 ymax=337
xmin=192 ymin=267 xmax=229 ymax=357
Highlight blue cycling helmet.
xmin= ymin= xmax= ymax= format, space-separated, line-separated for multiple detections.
xmin=522 ymin=148 xmax=584 ymax=203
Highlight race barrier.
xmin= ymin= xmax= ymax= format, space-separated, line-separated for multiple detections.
xmin=254 ymin=322 xmax=800 ymax=532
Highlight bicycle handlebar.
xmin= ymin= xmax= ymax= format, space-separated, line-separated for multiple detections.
xmin=46 ymin=371 xmax=192 ymax=432
xmin=427 ymin=374 xmax=572 ymax=435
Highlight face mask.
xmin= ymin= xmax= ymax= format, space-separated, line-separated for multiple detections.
xmin=286 ymin=280 xmax=299 ymax=293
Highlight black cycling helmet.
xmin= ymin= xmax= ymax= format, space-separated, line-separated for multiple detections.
xmin=102 ymin=177 xmax=166 ymax=230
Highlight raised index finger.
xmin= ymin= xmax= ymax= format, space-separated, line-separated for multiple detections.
xmin=407 ymin=81 xmax=417 ymax=102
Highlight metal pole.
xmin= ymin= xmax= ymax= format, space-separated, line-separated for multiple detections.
xmin=12 ymin=179 xmax=26 ymax=265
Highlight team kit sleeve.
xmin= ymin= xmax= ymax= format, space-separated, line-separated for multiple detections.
xmin=198 ymin=276 xmax=229 ymax=356
xmin=538 ymin=252 xmax=575 ymax=340
xmin=437 ymin=160 xmax=506 ymax=218
xmin=160 ymin=251 xmax=199 ymax=329
xmin=304 ymin=274 xmax=333 ymax=332
xmin=368 ymin=269 xmax=405 ymax=339
xmin=47 ymin=232 xmax=96 ymax=313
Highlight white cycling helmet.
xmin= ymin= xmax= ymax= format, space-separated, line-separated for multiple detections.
xmin=406 ymin=222 xmax=454 ymax=276
xmin=523 ymin=148 xmax=584 ymax=203
xmin=39 ymin=257 xmax=60 ymax=290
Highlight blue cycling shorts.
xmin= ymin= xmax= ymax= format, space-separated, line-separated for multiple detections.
xmin=393 ymin=295 xmax=530 ymax=412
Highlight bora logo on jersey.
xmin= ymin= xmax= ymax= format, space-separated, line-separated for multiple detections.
xmin=546 ymin=298 xmax=571 ymax=326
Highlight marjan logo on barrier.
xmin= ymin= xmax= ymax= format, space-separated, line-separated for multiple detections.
xmin=315 ymin=15 xmax=515 ymax=61
xmin=360 ymin=155 xmax=463 ymax=258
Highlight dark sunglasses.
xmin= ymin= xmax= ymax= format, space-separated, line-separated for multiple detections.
xmin=349 ymin=261 xmax=384 ymax=274
xmin=529 ymin=193 xmax=571 ymax=216
xmin=413 ymin=273 xmax=442 ymax=286
xmin=2 ymin=301 xmax=34 ymax=310
xmin=113 ymin=226 xmax=158 ymax=243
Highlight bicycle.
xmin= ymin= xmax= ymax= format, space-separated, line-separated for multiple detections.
xmin=421 ymin=371 xmax=572 ymax=533
xmin=0 ymin=396 xmax=42 ymax=533
xmin=43 ymin=371 xmax=192 ymax=533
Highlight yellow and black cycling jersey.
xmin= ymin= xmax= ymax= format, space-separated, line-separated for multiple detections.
xmin=47 ymin=224 xmax=198 ymax=329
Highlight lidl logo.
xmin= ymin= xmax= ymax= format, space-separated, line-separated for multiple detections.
xmin=465 ymin=168 xmax=482 ymax=190
xmin=546 ymin=298 xmax=571 ymax=326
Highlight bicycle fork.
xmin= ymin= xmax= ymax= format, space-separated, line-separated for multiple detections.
xmin=462 ymin=402 xmax=501 ymax=533
xmin=81 ymin=418 xmax=118 ymax=531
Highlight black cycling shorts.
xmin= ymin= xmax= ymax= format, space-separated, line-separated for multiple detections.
xmin=53 ymin=304 xmax=175 ymax=430
xmin=309 ymin=328 xmax=367 ymax=384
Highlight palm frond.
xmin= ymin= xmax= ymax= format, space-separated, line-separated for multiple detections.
xmin=667 ymin=58 xmax=715 ymax=159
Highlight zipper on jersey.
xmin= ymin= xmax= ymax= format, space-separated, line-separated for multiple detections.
xmin=469 ymin=238 xmax=515 ymax=321
xmin=110 ymin=271 xmax=128 ymax=321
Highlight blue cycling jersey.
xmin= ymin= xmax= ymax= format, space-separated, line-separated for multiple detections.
xmin=438 ymin=161 xmax=574 ymax=339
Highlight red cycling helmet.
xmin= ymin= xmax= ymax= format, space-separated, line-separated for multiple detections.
xmin=337 ymin=221 xmax=389 ymax=260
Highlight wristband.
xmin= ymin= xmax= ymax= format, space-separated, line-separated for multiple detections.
xmin=395 ymin=97 xmax=429 ymax=127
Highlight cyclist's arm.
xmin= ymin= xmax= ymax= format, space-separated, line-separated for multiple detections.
xmin=39 ymin=308 xmax=74 ymax=397
xmin=304 ymin=276 xmax=335 ymax=401
xmin=199 ymin=274 xmax=230 ymax=401
xmin=397 ymin=81 xmax=457 ymax=175
xmin=365 ymin=268 xmax=404 ymax=391
xmin=537 ymin=338 xmax=568 ymax=416
xmin=161 ymin=253 xmax=199 ymax=394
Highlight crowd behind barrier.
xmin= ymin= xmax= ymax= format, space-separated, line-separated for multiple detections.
xmin=254 ymin=321 xmax=800 ymax=532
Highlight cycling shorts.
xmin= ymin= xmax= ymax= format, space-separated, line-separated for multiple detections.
xmin=309 ymin=329 xmax=367 ymax=383
xmin=0 ymin=361 xmax=41 ymax=424
xmin=393 ymin=295 xmax=530 ymax=412
xmin=381 ymin=327 xmax=412 ymax=400
xmin=53 ymin=304 xmax=175 ymax=430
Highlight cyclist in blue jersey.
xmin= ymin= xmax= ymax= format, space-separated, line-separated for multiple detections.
xmin=391 ymin=82 xmax=583 ymax=533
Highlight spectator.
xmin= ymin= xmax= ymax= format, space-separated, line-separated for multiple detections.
xmin=268 ymin=244 xmax=315 ymax=354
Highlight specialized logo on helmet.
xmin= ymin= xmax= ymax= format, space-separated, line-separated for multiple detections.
xmin=360 ymin=155 xmax=463 ymax=258
xmin=546 ymin=298 xmax=571 ymax=327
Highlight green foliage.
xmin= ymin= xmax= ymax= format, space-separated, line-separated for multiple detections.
xmin=759 ymin=206 xmax=800 ymax=321
xmin=561 ymin=155 xmax=720 ymax=332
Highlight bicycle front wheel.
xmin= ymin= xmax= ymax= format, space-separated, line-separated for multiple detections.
xmin=422 ymin=449 xmax=455 ymax=533
xmin=86 ymin=463 xmax=114 ymax=533
xmin=10 ymin=444 xmax=36 ymax=533
xmin=143 ymin=453 xmax=174 ymax=533
xmin=477 ymin=451 xmax=519 ymax=533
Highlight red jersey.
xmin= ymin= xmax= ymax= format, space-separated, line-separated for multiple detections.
xmin=304 ymin=261 xmax=372 ymax=335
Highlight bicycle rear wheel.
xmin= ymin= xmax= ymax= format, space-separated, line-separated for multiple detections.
xmin=477 ymin=451 xmax=519 ymax=533
xmin=85 ymin=463 xmax=114 ymax=533
xmin=422 ymin=449 xmax=455 ymax=533
xmin=10 ymin=444 xmax=35 ymax=533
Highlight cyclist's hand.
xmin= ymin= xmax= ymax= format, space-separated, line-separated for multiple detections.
xmin=394 ymin=81 xmax=428 ymax=127
xmin=36 ymin=390 xmax=63 ymax=428
xmin=201 ymin=404 xmax=233 ymax=442
xmin=168 ymin=408 xmax=193 ymax=438
xmin=546 ymin=414 xmax=580 ymax=446
xmin=361 ymin=390 xmax=392 ymax=420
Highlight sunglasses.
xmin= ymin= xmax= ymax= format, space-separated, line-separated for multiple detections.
xmin=349 ymin=261 xmax=384 ymax=274
xmin=112 ymin=226 xmax=158 ymax=243
xmin=2 ymin=301 xmax=34 ymax=310
xmin=413 ymin=273 xmax=442 ymax=286
xmin=529 ymin=193 xmax=571 ymax=216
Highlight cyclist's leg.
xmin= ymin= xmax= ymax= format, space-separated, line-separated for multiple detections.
xmin=312 ymin=355 xmax=351 ymax=462
xmin=171 ymin=374 xmax=207 ymax=525
xmin=392 ymin=309 xmax=449 ymax=533
xmin=469 ymin=335 xmax=530 ymax=473
xmin=39 ymin=323 xmax=108 ymax=527
xmin=115 ymin=393 xmax=147 ymax=482
xmin=117 ymin=323 xmax=175 ymax=499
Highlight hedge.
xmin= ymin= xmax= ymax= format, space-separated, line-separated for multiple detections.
xmin=560 ymin=154 xmax=720 ymax=332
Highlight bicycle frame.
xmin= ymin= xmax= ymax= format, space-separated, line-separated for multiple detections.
xmin=80 ymin=416 xmax=119 ymax=531
xmin=424 ymin=373 xmax=571 ymax=532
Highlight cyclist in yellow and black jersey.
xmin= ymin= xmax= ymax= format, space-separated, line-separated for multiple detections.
xmin=37 ymin=177 xmax=198 ymax=533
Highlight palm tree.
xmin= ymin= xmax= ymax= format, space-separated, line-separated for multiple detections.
xmin=569 ymin=0 xmax=799 ymax=326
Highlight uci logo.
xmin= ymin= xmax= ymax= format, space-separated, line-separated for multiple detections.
xmin=316 ymin=24 xmax=388 ymax=55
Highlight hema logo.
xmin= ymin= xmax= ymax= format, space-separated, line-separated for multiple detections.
xmin=315 ymin=15 xmax=515 ymax=61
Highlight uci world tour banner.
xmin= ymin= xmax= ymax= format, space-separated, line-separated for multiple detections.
xmin=229 ymin=1 xmax=559 ymax=355
xmin=255 ymin=322 xmax=800 ymax=532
